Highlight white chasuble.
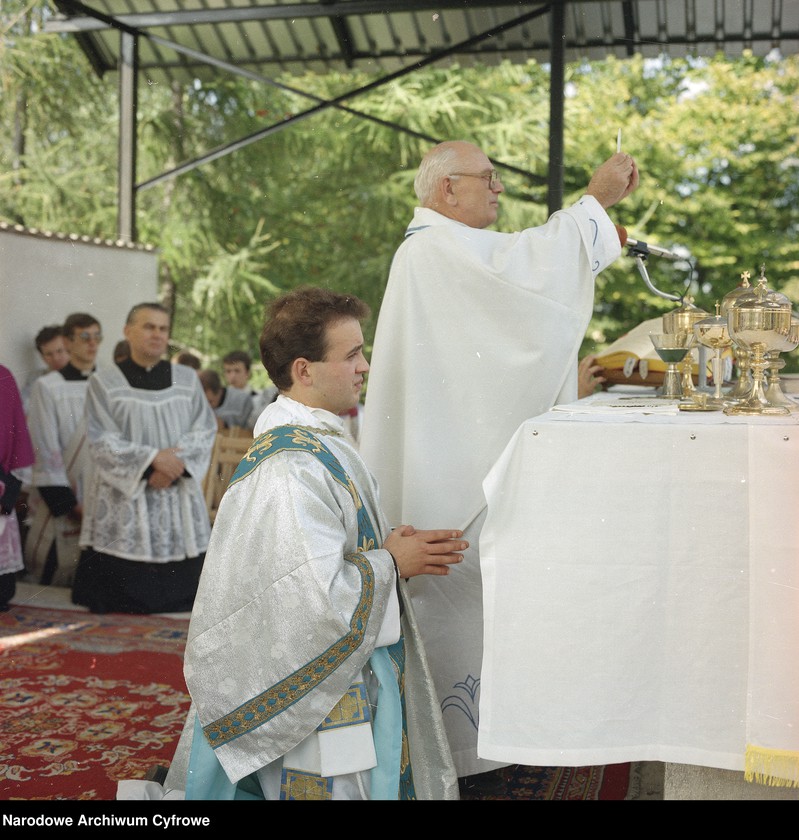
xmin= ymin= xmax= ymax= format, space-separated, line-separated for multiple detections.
xmin=359 ymin=197 xmax=620 ymax=776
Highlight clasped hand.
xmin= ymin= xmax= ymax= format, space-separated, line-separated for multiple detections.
xmin=383 ymin=525 xmax=467 ymax=578
xmin=148 ymin=447 xmax=186 ymax=488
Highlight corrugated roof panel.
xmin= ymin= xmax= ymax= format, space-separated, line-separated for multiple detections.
xmin=348 ymin=13 xmax=403 ymax=71
xmin=233 ymin=1 xmax=292 ymax=73
xmin=47 ymin=0 xmax=799 ymax=84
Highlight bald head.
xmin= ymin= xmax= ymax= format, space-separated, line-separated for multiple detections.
xmin=413 ymin=141 xmax=503 ymax=229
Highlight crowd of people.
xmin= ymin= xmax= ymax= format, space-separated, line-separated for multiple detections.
xmin=1 ymin=306 xmax=281 ymax=614
xmin=2 ymin=142 xmax=638 ymax=800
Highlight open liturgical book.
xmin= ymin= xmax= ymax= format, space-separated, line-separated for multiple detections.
xmin=595 ymin=317 xmax=703 ymax=386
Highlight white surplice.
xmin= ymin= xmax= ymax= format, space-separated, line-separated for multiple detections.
xmin=359 ymin=197 xmax=620 ymax=776
xmin=162 ymin=396 xmax=457 ymax=800
xmin=78 ymin=363 xmax=216 ymax=562
xmin=214 ymin=386 xmax=254 ymax=431
xmin=24 ymin=368 xmax=92 ymax=584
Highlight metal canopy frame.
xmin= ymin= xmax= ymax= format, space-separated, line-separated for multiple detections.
xmin=45 ymin=1 xmax=799 ymax=242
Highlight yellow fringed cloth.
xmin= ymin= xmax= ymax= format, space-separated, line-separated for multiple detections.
xmin=745 ymin=747 xmax=799 ymax=788
xmin=745 ymin=426 xmax=799 ymax=789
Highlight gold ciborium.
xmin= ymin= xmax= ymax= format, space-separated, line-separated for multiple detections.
xmin=764 ymin=315 xmax=799 ymax=408
xmin=724 ymin=267 xmax=793 ymax=416
xmin=662 ymin=298 xmax=708 ymax=396
xmin=650 ymin=332 xmax=696 ymax=398
xmin=693 ymin=303 xmax=732 ymax=409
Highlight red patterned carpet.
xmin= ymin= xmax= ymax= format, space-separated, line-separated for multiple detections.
xmin=459 ymin=762 xmax=632 ymax=800
xmin=0 ymin=603 xmax=190 ymax=800
xmin=1 ymin=599 xmax=632 ymax=801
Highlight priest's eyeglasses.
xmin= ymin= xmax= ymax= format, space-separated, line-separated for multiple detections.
xmin=76 ymin=331 xmax=103 ymax=343
xmin=448 ymin=169 xmax=502 ymax=190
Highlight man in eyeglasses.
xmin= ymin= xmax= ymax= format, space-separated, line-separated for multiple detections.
xmin=360 ymin=141 xmax=639 ymax=787
xmin=24 ymin=312 xmax=103 ymax=587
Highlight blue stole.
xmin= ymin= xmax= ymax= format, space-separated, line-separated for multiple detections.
xmin=185 ymin=425 xmax=414 ymax=800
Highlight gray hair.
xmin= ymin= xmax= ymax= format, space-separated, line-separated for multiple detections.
xmin=413 ymin=143 xmax=462 ymax=206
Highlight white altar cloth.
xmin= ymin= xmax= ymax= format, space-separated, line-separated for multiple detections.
xmin=478 ymin=393 xmax=799 ymax=781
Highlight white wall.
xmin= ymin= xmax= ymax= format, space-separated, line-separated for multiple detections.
xmin=0 ymin=225 xmax=158 ymax=392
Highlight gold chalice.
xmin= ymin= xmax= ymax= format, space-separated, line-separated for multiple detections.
xmin=693 ymin=304 xmax=732 ymax=409
xmin=650 ymin=332 xmax=695 ymax=399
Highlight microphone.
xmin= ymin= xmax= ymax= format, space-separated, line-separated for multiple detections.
xmin=615 ymin=225 xmax=682 ymax=261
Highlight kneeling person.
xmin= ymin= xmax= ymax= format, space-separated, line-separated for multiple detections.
xmin=166 ymin=286 xmax=466 ymax=800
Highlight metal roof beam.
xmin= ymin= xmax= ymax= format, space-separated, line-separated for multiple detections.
xmin=620 ymin=0 xmax=638 ymax=57
xmin=137 ymin=4 xmax=553 ymax=190
xmin=320 ymin=0 xmax=357 ymax=67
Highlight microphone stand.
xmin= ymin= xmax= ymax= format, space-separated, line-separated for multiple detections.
xmin=628 ymin=248 xmax=709 ymax=391
xmin=628 ymin=249 xmax=681 ymax=303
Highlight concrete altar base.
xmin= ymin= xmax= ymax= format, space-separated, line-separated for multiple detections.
xmin=664 ymin=763 xmax=799 ymax=800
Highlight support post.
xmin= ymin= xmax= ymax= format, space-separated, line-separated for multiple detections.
xmin=118 ymin=31 xmax=138 ymax=243
xmin=547 ymin=1 xmax=566 ymax=216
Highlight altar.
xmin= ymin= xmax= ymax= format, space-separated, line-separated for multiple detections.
xmin=477 ymin=391 xmax=799 ymax=795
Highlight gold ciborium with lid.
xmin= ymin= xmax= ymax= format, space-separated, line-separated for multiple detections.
xmin=724 ymin=265 xmax=793 ymax=416
xmin=722 ymin=270 xmax=754 ymax=400
xmin=662 ymin=297 xmax=709 ymax=396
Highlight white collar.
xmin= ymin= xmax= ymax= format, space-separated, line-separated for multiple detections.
xmin=278 ymin=395 xmax=345 ymax=432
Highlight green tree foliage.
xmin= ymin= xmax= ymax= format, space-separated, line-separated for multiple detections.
xmin=1 ymin=5 xmax=797 ymax=374
xmin=0 ymin=4 xmax=117 ymax=229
